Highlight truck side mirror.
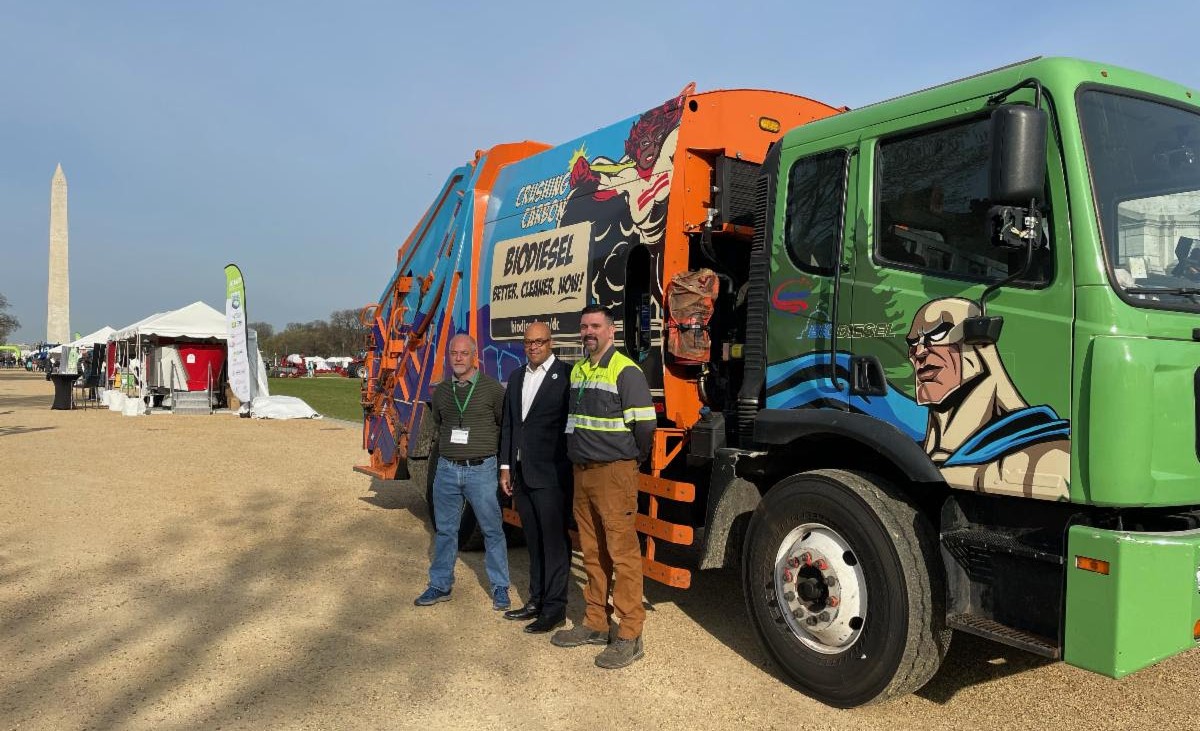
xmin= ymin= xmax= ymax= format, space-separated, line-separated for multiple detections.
xmin=989 ymin=105 xmax=1048 ymax=206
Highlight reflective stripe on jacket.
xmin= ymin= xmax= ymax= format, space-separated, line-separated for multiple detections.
xmin=567 ymin=345 xmax=655 ymax=464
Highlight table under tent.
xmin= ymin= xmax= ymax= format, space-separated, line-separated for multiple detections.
xmin=64 ymin=326 xmax=115 ymax=408
xmin=106 ymin=301 xmax=268 ymax=415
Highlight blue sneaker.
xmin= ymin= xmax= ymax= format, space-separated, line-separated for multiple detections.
xmin=414 ymin=586 xmax=451 ymax=606
xmin=492 ymin=587 xmax=511 ymax=611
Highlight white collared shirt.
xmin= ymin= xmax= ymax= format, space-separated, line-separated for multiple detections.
xmin=502 ymin=354 xmax=556 ymax=471
xmin=521 ymin=354 xmax=555 ymax=420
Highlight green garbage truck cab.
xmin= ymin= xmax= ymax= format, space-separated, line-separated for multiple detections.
xmin=724 ymin=57 xmax=1200 ymax=706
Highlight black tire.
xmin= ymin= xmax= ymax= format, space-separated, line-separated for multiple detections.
xmin=742 ymin=469 xmax=949 ymax=707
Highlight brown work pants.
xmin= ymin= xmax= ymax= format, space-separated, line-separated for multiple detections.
xmin=573 ymin=460 xmax=644 ymax=640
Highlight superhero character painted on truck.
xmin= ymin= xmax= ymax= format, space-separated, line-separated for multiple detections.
xmin=560 ymin=85 xmax=690 ymax=310
xmin=765 ymin=296 xmax=1071 ymax=501
xmin=904 ymin=297 xmax=1069 ymax=499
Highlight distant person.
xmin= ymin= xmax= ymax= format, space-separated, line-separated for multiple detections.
xmin=414 ymin=333 xmax=511 ymax=611
xmin=498 ymin=322 xmax=573 ymax=633
xmin=551 ymin=304 xmax=655 ymax=670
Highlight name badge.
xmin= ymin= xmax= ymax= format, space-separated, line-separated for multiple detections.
xmin=564 ymin=416 xmax=575 ymax=434
xmin=450 ymin=428 xmax=470 ymax=445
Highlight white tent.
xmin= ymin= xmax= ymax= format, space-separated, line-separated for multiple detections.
xmin=113 ymin=301 xmax=227 ymax=341
xmin=111 ymin=311 xmax=170 ymax=342
xmin=66 ymin=326 xmax=115 ymax=348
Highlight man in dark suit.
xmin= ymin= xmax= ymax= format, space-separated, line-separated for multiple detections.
xmin=499 ymin=321 xmax=574 ymax=633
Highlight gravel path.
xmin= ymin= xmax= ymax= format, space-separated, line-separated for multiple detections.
xmin=2 ymin=370 xmax=1198 ymax=730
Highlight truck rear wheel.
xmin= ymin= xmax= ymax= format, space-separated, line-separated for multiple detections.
xmin=742 ymin=469 xmax=948 ymax=707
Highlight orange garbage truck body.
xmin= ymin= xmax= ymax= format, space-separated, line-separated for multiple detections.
xmin=356 ymin=85 xmax=841 ymax=588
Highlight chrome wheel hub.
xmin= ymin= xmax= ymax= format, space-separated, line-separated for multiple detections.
xmin=774 ymin=522 xmax=867 ymax=654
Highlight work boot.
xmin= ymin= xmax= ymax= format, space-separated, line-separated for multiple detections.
xmin=550 ymin=623 xmax=610 ymax=648
xmin=594 ymin=636 xmax=644 ymax=669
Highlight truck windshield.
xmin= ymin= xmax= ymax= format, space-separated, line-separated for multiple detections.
xmin=1079 ymin=89 xmax=1200 ymax=309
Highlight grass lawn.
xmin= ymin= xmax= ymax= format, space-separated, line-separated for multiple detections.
xmin=268 ymin=376 xmax=363 ymax=422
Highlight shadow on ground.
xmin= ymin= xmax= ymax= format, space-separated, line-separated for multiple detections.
xmin=0 ymin=482 xmax=551 ymax=729
xmin=642 ymin=539 xmax=1053 ymax=704
xmin=0 ymin=425 xmax=56 ymax=438
xmin=354 ymin=459 xmax=1054 ymax=705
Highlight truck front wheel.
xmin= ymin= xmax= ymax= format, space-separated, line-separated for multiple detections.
xmin=742 ymin=469 xmax=948 ymax=707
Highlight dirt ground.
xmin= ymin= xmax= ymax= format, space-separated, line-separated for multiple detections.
xmin=2 ymin=369 xmax=1199 ymax=730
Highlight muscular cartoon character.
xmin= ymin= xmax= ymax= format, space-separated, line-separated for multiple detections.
xmin=561 ymin=85 xmax=692 ymax=309
xmin=906 ymin=297 xmax=1070 ymax=500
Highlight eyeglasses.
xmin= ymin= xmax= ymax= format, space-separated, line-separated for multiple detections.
xmin=523 ymin=338 xmax=551 ymax=348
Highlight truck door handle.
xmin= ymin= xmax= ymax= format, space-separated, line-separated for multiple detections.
xmin=849 ymin=355 xmax=887 ymax=396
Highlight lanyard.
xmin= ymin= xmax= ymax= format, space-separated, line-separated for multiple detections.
xmin=453 ymin=376 xmax=477 ymax=427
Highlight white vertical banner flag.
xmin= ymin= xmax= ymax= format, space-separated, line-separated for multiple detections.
xmin=224 ymin=264 xmax=253 ymax=406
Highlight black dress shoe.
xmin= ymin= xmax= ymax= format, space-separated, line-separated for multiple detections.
xmin=524 ymin=613 xmax=567 ymax=634
xmin=503 ymin=602 xmax=541 ymax=621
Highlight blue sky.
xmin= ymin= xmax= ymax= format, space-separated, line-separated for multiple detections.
xmin=2 ymin=0 xmax=1196 ymax=345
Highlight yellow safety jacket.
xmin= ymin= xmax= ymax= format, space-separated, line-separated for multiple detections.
xmin=567 ymin=345 xmax=656 ymax=464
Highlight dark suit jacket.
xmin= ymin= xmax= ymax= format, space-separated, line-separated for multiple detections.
xmin=500 ymin=356 xmax=572 ymax=490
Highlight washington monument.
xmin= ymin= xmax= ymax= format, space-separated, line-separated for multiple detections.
xmin=47 ymin=163 xmax=70 ymax=344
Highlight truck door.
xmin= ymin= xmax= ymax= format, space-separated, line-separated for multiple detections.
xmin=763 ymin=143 xmax=859 ymax=412
xmin=847 ymin=108 xmax=1074 ymax=501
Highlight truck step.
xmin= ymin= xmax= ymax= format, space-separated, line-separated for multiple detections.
xmin=947 ymin=613 xmax=1060 ymax=658
xmin=941 ymin=526 xmax=1063 ymax=565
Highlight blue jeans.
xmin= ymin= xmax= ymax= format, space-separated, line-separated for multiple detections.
xmin=428 ymin=455 xmax=509 ymax=593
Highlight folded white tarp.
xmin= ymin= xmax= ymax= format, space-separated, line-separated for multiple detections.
xmin=250 ymin=395 xmax=321 ymax=419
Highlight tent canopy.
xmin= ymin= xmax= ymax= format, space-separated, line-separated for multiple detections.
xmin=111 ymin=311 xmax=169 ymax=341
xmin=112 ymin=302 xmax=226 ymax=341
xmin=67 ymin=326 xmax=115 ymax=348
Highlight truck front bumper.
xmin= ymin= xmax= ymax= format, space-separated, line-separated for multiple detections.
xmin=1064 ymin=524 xmax=1200 ymax=677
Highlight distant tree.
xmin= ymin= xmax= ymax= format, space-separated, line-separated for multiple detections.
xmin=260 ymin=308 xmax=366 ymax=359
xmin=0 ymin=293 xmax=20 ymax=343
xmin=249 ymin=321 xmax=275 ymax=341
xmin=328 ymin=308 xmax=366 ymax=355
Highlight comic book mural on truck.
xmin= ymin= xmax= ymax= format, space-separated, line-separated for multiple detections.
xmin=359 ymin=88 xmax=697 ymax=481
xmin=482 ymin=87 xmax=690 ymax=387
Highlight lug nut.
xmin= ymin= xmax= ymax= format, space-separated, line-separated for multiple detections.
xmin=827 ymin=596 xmax=840 ymax=607
xmin=825 ymin=575 xmax=837 ymax=587
xmin=783 ymin=591 xmax=796 ymax=602
xmin=787 ymin=556 xmax=800 ymax=568
xmin=818 ymin=611 xmax=830 ymax=622
xmin=805 ymin=616 xmax=819 ymax=626
xmin=815 ymin=558 xmax=829 ymax=571
xmin=800 ymin=552 xmax=812 ymax=566
xmin=783 ymin=569 xmax=793 ymax=582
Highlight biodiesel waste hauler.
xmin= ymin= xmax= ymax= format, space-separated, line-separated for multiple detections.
xmin=356 ymin=58 xmax=1200 ymax=706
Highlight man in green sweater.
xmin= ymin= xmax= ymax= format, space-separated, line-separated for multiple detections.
xmin=414 ymin=333 xmax=511 ymax=611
